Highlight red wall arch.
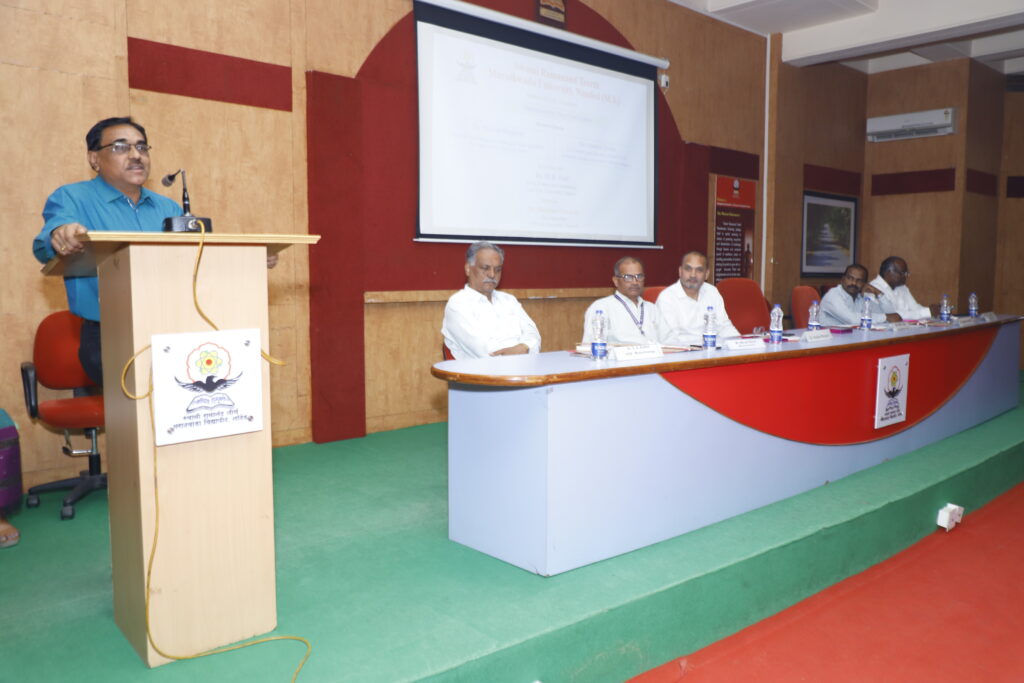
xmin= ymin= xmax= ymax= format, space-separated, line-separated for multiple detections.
xmin=307 ymin=0 xmax=754 ymax=441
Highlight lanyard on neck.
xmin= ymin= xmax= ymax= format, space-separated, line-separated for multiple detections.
xmin=613 ymin=293 xmax=645 ymax=335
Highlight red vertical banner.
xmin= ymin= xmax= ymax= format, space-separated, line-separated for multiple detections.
xmin=713 ymin=176 xmax=756 ymax=283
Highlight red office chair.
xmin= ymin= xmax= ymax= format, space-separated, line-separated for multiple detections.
xmin=716 ymin=277 xmax=770 ymax=334
xmin=442 ymin=343 xmax=455 ymax=361
xmin=642 ymin=285 xmax=666 ymax=304
xmin=791 ymin=285 xmax=821 ymax=329
xmin=21 ymin=311 xmax=106 ymax=520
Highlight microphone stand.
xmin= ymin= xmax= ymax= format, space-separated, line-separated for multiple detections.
xmin=161 ymin=169 xmax=213 ymax=232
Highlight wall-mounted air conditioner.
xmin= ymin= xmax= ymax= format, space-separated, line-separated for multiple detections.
xmin=866 ymin=108 xmax=956 ymax=142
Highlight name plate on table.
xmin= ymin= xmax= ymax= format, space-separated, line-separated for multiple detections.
xmin=609 ymin=343 xmax=663 ymax=361
xmin=723 ymin=337 xmax=766 ymax=351
xmin=980 ymin=312 xmax=998 ymax=323
xmin=800 ymin=329 xmax=832 ymax=343
xmin=955 ymin=316 xmax=978 ymax=327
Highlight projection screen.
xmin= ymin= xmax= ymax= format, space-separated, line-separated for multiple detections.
xmin=415 ymin=0 xmax=661 ymax=247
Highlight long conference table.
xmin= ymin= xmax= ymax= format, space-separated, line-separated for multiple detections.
xmin=431 ymin=316 xmax=1021 ymax=576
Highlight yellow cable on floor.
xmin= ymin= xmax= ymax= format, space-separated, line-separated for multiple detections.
xmin=140 ymin=389 xmax=311 ymax=680
xmin=116 ymin=220 xmax=310 ymax=681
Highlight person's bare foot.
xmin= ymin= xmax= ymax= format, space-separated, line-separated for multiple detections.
xmin=0 ymin=517 xmax=20 ymax=548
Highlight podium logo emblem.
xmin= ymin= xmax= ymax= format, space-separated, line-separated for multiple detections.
xmin=151 ymin=329 xmax=263 ymax=446
xmin=883 ymin=366 xmax=903 ymax=399
xmin=175 ymin=342 xmax=243 ymax=412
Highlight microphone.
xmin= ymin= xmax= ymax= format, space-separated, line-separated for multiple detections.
xmin=161 ymin=169 xmax=213 ymax=233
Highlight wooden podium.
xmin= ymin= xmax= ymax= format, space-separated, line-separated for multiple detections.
xmin=47 ymin=231 xmax=317 ymax=667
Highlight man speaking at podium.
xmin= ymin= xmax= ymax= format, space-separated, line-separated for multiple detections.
xmin=32 ymin=117 xmax=182 ymax=385
xmin=442 ymin=241 xmax=541 ymax=359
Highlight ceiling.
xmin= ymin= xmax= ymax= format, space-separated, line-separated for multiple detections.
xmin=668 ymin=0 xmax=1024 ymax=76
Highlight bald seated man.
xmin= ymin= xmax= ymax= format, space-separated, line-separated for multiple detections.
xmin=441 ymin=241 xmax=541 ymax=359
xmin=656 ymin=251 xmax=739 ymax=346
xmin=865 ymin=256 xmax=937 ymax=320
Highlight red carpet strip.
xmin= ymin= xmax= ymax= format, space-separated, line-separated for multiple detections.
xmin=633 ymin=482 xmax=1024 ymax=682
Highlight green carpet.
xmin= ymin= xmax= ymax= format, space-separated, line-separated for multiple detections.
xmin=2 ymin=375 xmax=1022 ymax=683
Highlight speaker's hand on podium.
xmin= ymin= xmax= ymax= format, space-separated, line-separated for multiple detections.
xmin=51 ymin=223 xmax=88 ymax=257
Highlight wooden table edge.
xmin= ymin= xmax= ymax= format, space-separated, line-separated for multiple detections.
xmin=430 ymin=317 xmax=1022 ymax=387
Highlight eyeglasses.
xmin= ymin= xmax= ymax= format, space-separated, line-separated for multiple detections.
xmin=615 ymin=273 xmax=646 ymax=282
xmin=95 ymin=141 xmax=151 ymax=155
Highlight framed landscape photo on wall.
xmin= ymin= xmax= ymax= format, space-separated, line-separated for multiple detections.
xmin=801 ymin=191 xmax=857 ymax=277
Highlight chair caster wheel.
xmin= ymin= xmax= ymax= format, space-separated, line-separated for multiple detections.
xmin=26 ymin=495 xmax=40 ymax=508
xmin=61 ymin=505 xmax=75 ymax=520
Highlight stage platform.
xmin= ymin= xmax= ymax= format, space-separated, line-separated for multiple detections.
xmin=4 ymin=373 xmax=1023 ymax=682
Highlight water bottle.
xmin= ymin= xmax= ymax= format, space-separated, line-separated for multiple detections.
xmin=591 ymin=309 xmax=607 ymax=359
xmin=860 ymin=296 xmax=872 ymax=330
xmin=940 ymin=294 xmax=951 ymax=322
xmin=703 ymin=306 xmax=716 ymax=348
xmin=968 ymin=292 xmax=978 ymax=318
xmin=769 ymin=303 xmax=783 ymax=343
xmin=807 ymin=300 xmax=821 ymax=330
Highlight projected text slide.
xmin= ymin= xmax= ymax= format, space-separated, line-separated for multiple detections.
xmin=418 ymin=22 xmax=655 ymax=244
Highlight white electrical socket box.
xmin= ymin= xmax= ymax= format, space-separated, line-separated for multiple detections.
xmin=936 ymin=503 xmax=964 ymax=531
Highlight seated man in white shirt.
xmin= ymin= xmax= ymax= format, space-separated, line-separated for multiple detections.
xmin=582 ymin=256 xmax=665 ymax=344
xmin=865 ymin=256 xmax=937 ymax=320
xmin=441 ymin=241 xmax=541 ymax=359
xmin=820 ymin=263 xmax=901 ymax=326
xmin=656 ymin=251 xmax=740 ymax=346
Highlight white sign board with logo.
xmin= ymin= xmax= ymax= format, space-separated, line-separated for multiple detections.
xmin=151 ymin=328 xmax=264 ymax=446
xmin=874 ymin=353 xmax=909 ymax=429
